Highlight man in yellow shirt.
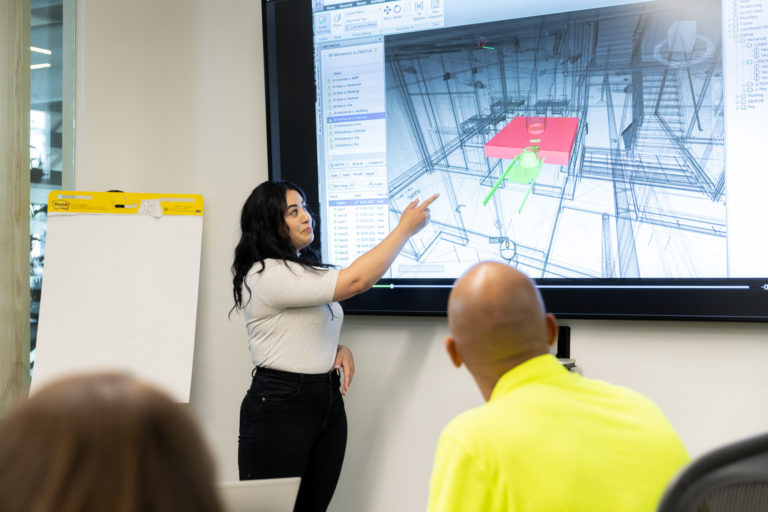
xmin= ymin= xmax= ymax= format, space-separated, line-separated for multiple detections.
xmin=427 ymin=262 xmax=689 ymax=511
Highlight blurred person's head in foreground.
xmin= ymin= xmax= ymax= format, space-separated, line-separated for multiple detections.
xmin=0 ymin=372 xmax=223 ymax=512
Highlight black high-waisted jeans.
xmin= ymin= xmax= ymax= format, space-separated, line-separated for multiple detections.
xmin=238 ymin=366 xmax=347 ymax=512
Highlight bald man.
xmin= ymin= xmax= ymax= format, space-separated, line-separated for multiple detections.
xmin=427 ymin=262 xmax=689 ymax=512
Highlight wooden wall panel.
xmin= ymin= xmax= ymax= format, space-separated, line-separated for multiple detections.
xmin=0 ymin=0 xmax=31 ymax=415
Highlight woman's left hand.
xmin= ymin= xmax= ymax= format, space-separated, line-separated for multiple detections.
xmin=334 ymin=345 xmax=355 ymax=396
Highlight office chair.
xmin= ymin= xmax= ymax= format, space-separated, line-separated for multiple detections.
xmin=657 ymin=431 xmax=768 ymax=512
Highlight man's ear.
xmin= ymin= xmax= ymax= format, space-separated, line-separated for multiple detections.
xmin=444 ymin=336 xmax=463 ymax=368
xmin=545 ymin=313 xmax=558 ymax=348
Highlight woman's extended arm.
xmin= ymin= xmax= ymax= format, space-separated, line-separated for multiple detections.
xmin=333 ymin=194 xmax=439 ymax=302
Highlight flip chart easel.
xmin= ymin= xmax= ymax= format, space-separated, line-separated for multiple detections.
xmin=33 ymin=191 xmax=204 ymax=402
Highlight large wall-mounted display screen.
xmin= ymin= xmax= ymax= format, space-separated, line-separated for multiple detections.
xmin=263 ymin=0 xmax=768 ymax=319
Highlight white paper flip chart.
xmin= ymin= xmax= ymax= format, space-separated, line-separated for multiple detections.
xmin=33 ymin=191 xmax=204 ymax=402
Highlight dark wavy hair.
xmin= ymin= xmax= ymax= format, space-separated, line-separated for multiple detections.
xmin=230 ymin=180 xmax=328 ymax=314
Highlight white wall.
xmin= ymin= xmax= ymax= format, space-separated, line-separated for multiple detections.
xmin=75 ymin=0 xmax=262 ymax=484
xmin=74 ymin=1 xmax=768 ymax=511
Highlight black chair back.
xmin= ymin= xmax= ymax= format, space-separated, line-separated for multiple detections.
xmin=657 ymin=432 xmax=768 ymax=512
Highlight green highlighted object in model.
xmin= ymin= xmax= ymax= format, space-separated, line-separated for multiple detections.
xmin=482 ymin=146 xmax=544 ymax=212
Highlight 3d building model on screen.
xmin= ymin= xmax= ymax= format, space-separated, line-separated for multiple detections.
xmin=483 ymin=116 xmax=579 ymax=212
xmin=383 ymin=0 xmax=725 ymax=280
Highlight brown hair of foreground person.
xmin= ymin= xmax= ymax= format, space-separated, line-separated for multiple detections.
xmin=0 ymin=373 xmax=223 ymax=512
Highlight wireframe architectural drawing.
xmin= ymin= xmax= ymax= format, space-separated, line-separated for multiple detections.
xmin=384 ymin=0 xmax=725 ymax=279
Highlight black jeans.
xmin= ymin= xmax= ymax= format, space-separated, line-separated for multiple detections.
xmin=238 ymin=366 xmax=347 ymax=512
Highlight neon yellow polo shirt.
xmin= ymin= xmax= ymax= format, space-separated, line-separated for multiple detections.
xmin=427 ymin=354 xmax=689 ymax=512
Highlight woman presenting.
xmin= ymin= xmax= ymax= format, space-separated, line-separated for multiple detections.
xmin=231 ymin=180 xmax=437 ymax=511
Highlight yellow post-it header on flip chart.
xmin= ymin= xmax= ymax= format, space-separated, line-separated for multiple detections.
xmin=48 ymin=191 xmax=204 ymax=216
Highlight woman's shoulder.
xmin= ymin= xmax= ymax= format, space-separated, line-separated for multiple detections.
xmin=246 ymin=258 xmax=280 ymax=276
xmin=248 ymin=259 xmax=335 ymax=278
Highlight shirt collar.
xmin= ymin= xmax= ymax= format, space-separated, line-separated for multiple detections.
xmin=489 ymin=353 xmax=569 ymax=402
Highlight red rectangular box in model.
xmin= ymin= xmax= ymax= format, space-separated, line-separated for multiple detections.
xmin=484 ymin=116 xmax=579 ymax=166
